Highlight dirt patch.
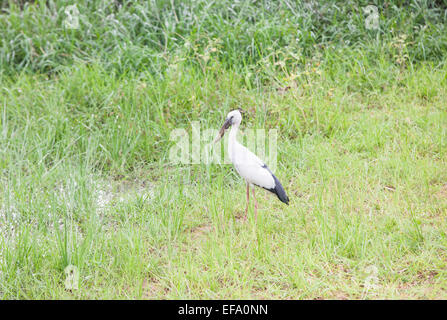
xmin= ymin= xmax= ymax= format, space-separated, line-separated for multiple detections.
xmin=142 ymin=278 xmax=169 ymax=299
xmin=416 ymin=269 xmax=438 ymax=282
xmin=435 ymin=184 xmax=447 ymax=199
xmin=396 ymin=269 xmax=441 ymax=297
xmin=187 ymin=223 xmax=214 ymax=241
xmin=234 ymin=209 xmax=248 ymax=222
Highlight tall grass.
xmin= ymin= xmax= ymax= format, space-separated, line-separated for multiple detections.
xmin=1 ymin=0 xmax=447 ymax=76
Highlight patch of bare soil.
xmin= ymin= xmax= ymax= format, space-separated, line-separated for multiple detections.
xmin=234 ymin=209 xmax=247 ymax=222
xmin=435 ymin=184 xmax=447 ymax=199
xmin=396 ymin=269 xmax=442 ymax=298
xmin=142 ymin=278 xmax=169 ymax=299
xmin=187 ymin=223 xmax=214 ymax=241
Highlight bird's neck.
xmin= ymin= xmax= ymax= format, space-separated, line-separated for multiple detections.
xmin=228 ymin=124 xmax=240 ymax=160
xmin=229 ymin=123 xmax=239 ymax=140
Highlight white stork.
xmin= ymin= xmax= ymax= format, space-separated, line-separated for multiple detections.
xmin=214 ymin=109 xmax=289 ymax=221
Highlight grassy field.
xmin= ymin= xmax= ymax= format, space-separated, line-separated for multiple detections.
xmin=1 ymin=0 xmax=447 ymax=299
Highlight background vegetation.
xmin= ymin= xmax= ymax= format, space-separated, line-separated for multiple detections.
xmin=0 ymin=0 xmax=446 ymax=298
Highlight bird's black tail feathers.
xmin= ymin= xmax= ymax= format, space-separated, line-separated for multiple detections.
xmin=259 ymin=165 xmax=289 ymax=205
xmin=270 ymin=173 xmax=289 ymax=205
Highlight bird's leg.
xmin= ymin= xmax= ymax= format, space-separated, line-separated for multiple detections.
xmin=244 ymin=182 xmax=250 ymax=221
xmin=252 ymin=187 xmax=258 ymax=222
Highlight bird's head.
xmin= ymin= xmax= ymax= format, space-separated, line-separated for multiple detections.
xmin=214 ymin=109 xmax=243 ymax=143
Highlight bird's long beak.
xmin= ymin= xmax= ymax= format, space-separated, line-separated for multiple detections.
xmin=214 ymin=118 xmax=232 ymax=143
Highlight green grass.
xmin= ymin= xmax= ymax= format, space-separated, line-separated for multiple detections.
xmin=1 ymin=0 xmax=447 ymax=299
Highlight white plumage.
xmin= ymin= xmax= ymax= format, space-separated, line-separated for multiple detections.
xmin=229 ymin=138 xmax=275 ymax=190
xmin=215 ymin=110 xmax=289 ymax=221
